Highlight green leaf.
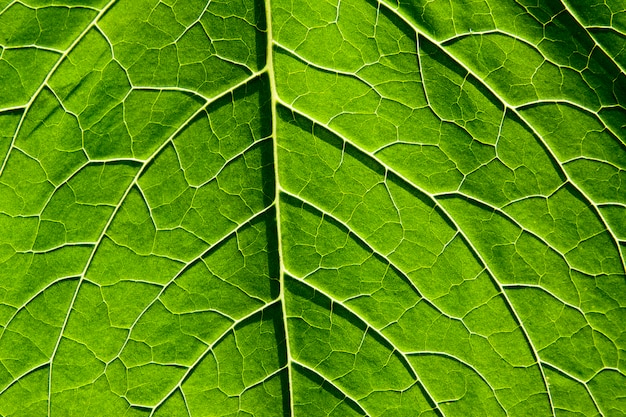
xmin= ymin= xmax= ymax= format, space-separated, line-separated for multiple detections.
xmin=0 ymin=0 xmax=625 ymax=415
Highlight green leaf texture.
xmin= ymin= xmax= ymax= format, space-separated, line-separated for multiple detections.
xmin=0 ymin=0 xmax=625 ymax=415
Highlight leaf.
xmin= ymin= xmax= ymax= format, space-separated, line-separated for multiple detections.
xmin=0 ymin=0 xmax=624 ymax=415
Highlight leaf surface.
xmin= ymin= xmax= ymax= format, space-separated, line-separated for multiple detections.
xmin=0 ymin=0 xmax=625 ymax=415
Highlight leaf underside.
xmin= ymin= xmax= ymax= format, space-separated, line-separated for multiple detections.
xmin=0 ymin=0 xmax=625 ymax=415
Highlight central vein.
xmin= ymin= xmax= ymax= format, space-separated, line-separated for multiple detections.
xmin=263 ymin=0 xmax=295 ymax=415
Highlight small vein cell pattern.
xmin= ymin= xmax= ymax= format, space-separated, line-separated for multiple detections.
xmin=0 ymin=0 xmax=624 ymax=416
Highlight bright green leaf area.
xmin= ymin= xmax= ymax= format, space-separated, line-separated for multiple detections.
xmin=0 ymin=0 xmax=625 ymax=415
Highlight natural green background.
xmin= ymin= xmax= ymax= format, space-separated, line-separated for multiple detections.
xmin=0 ymin=0 xmax=625 ymax=415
